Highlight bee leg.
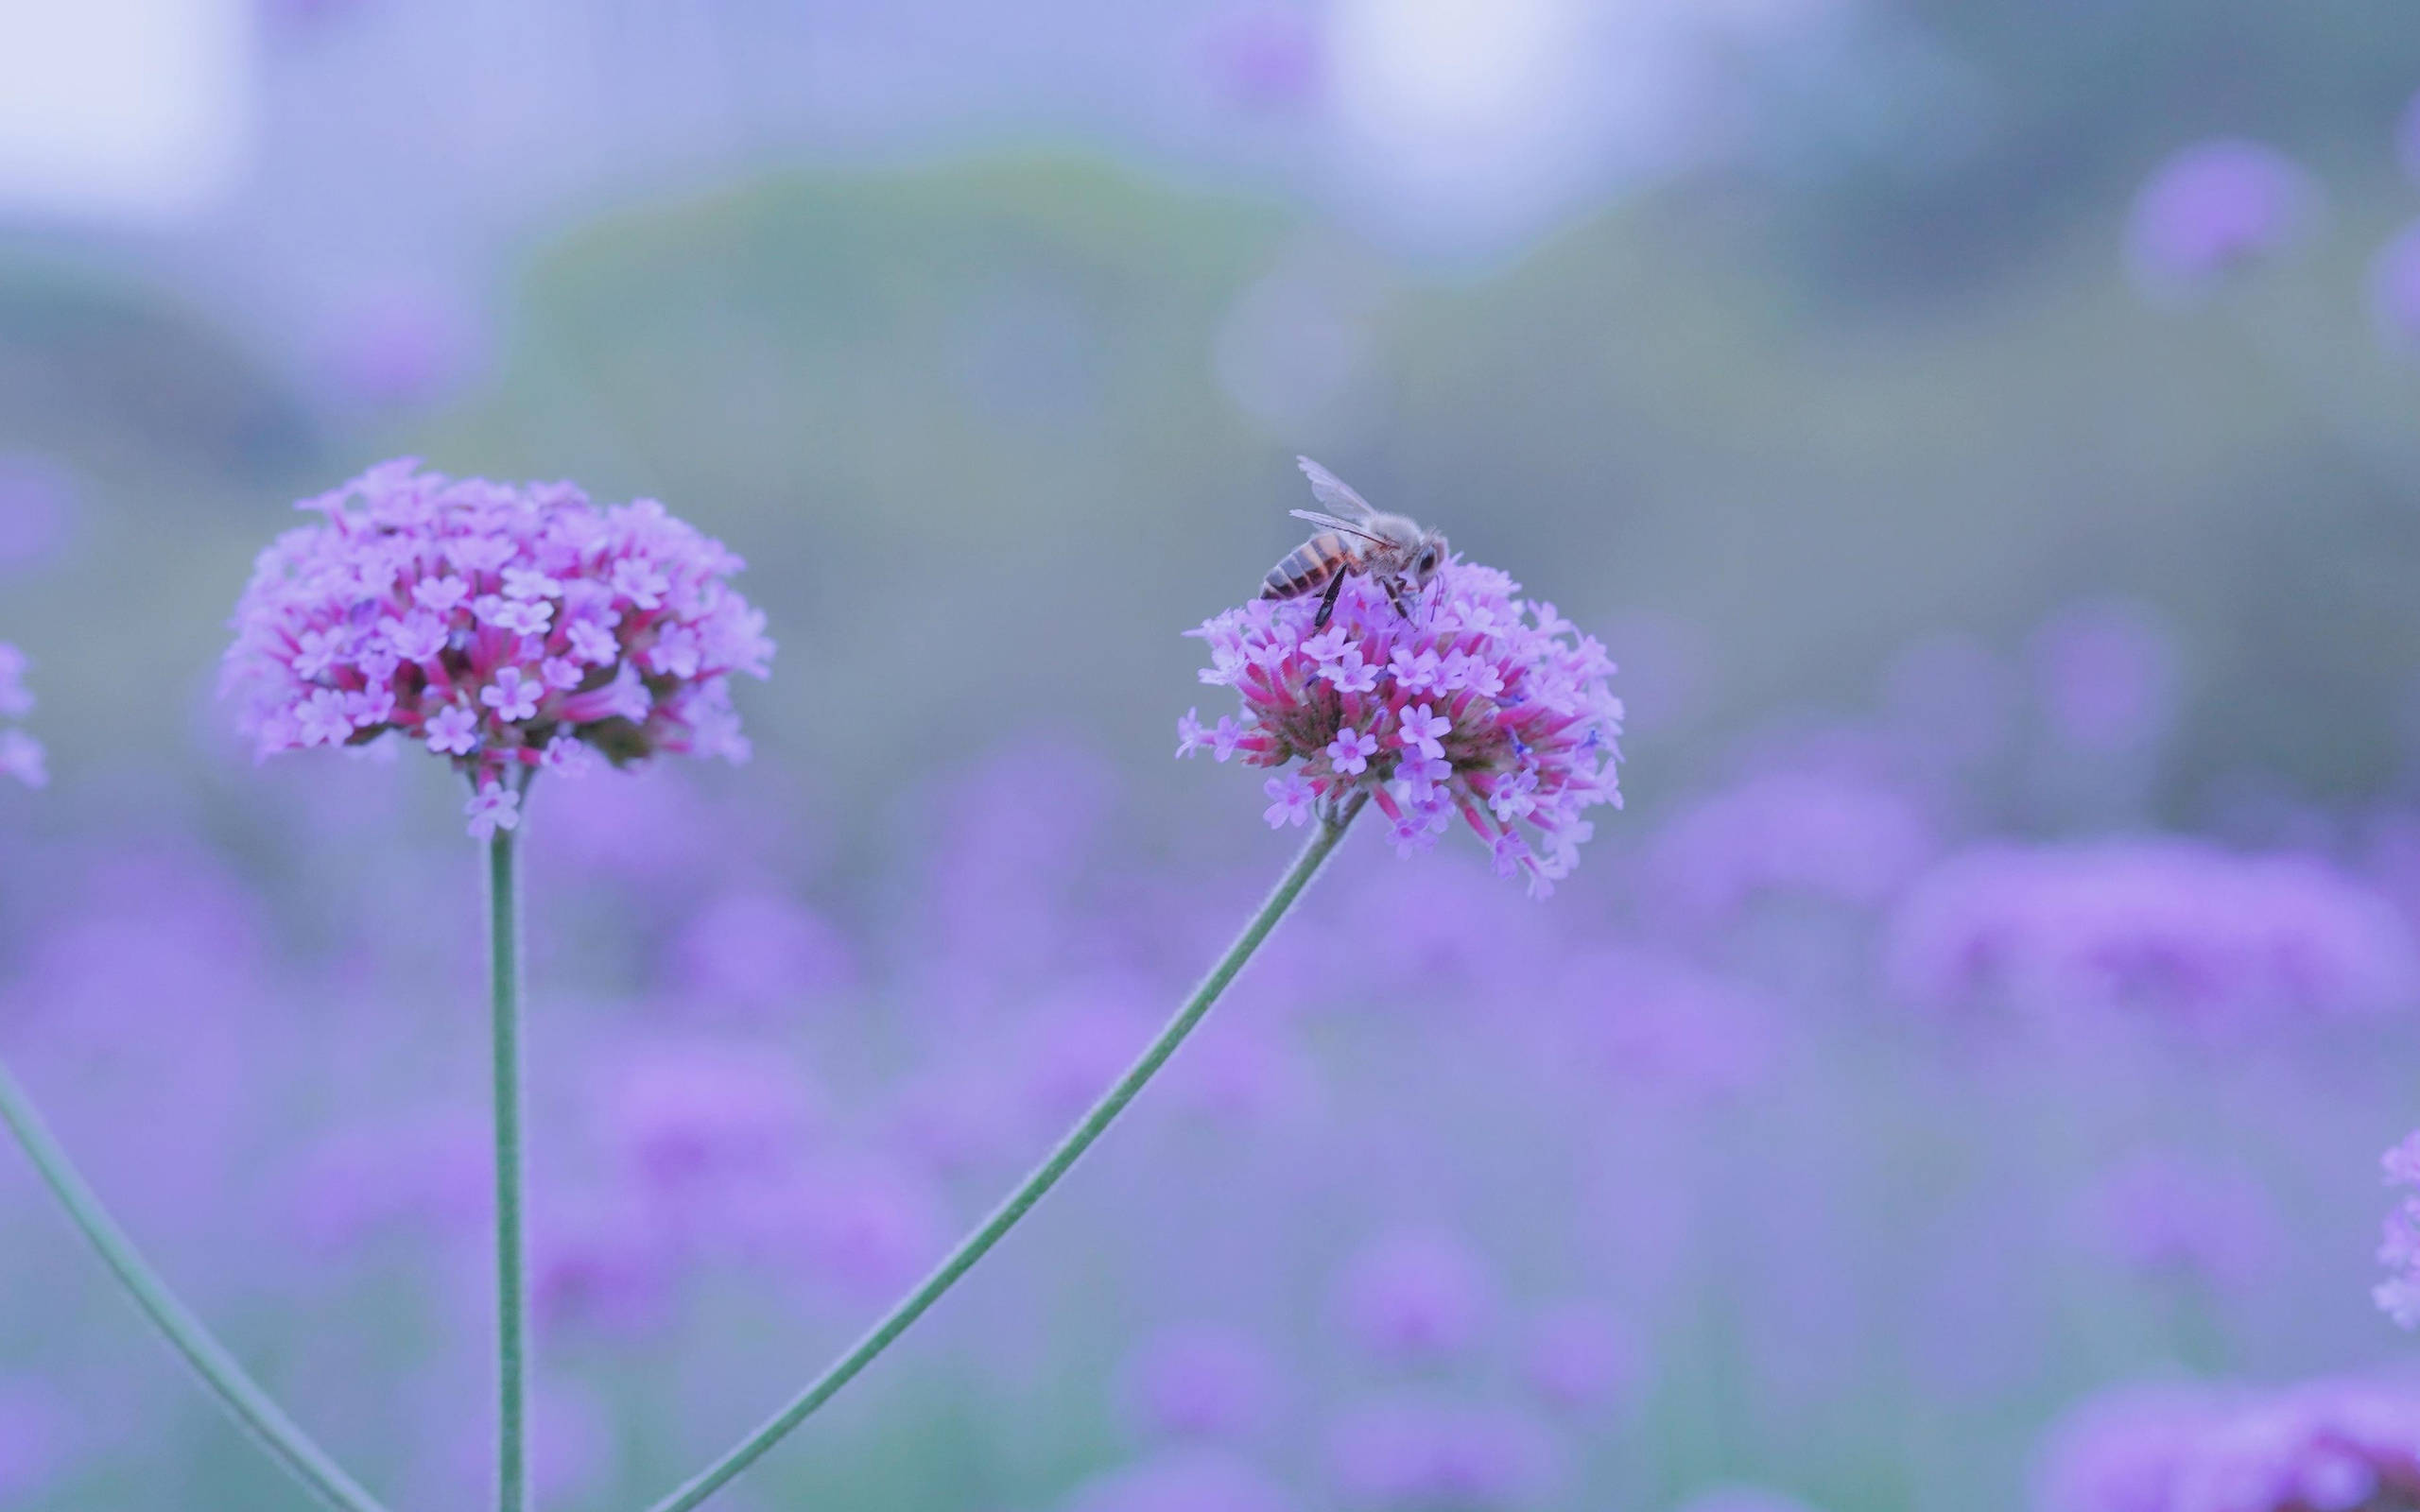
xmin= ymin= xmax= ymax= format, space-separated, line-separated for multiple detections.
xmin=1312 ymin=570 xmax=1350 ymax=631
xmin=1380 ymin=576 xmax=1409 ymax=620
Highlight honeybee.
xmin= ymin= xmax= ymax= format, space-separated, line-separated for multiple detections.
xmin=1260 ymin=456 xmax=1449 ymax=630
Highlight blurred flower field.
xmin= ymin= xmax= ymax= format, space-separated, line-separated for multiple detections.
xmin=10 ymin=4 xmax=2420 ymax=1510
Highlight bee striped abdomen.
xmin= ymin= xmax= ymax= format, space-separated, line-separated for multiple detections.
xmin=1261 ymin=532 xmax=1353 ymax=602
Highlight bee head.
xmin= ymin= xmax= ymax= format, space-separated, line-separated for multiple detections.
xmin=1412 ymin=531 xmax=1448 ymax=588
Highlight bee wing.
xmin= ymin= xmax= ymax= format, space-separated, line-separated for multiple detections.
xmin=1289 ymin=509 xmax=1391 ymax=547
xmin=1296 ymin=456 xmax=1377 ymax=522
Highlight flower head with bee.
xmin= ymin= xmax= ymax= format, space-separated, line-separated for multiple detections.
xmin=222 ymin=459 xmax=772 ymax=837
xmin=1181 ymin=500 xmax=1622 ymax=896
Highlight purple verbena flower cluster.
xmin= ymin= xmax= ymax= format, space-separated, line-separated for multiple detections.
xmin=222 ymin=460 xmax=772 ymax=835
xmin=1179 ymin=561 xmax=1621 ymax=896
xmin=0 ymin=644 xmax=43 ymax=788
xmin=2035 ymin=1379 xmax=2420 ymax=1512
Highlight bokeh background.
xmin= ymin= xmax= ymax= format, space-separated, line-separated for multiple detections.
xmin=7 ymin=2 xmax=2420 ymax=1508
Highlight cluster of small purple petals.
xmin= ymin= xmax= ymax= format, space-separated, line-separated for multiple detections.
xmin=222 ymin=460 xmax=772 ymax=835
xmin=2034 ymin=1379 xmax=2420 ymax=1512
xmin=1181 ymin=561 xmax=1621 ymax=896
xmin=0 ymin=643 xmax=43 ymax=788
xmin=2376 ymin=1132 xmax=2420 ymax=1328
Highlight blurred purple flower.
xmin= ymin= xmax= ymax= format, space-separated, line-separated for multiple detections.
xmin=1886 ymin=840 xmax=2420 ymax=1033
xmin=1012 ymin=986 xmax=1158 ymax=1126
xmin=2375 ymin=1130 xmax=2420 ymax=1327
xmin=1559 ymin=949 xmax=1781 ymax=1103
xmin=666 ymin=886 xmax=855 ymax=1014
xmin=1647 ymin=767 xmax=1934 ymax=923
xmin=2125 ymin=140 xmax=2316 ymax=299
xmin=531 ymin=1194 xmax=680 ymax=1338
xmin=2367 ymin=220 xmax=2420 ymax=357
xmin=290 ymin=1108 xmax=487 ymax=1256
xmin=223 ymin=460 xmax=770 ymax=833
xmin=1336 ymin=1228 xmax=1497 ymax=1366
xmin=1201 ymin=8 xmax=1323 ymax=112
xmin=318 ymin=285 xmax=482 ymax=411
xmin=1326 ymin=1396 xmax=1564 ymax=1508
xmin=1120 ymin=1324 xmax=1282 ymax=1441
xmin=2079 ymin=1151 xmax=2277 ymax=1292
xmin=1185 ymin=526 xmax=1623 ymax=896
xmin=0 ymin=455 xmax=74 ymax=573
xmin=1675 ymin=1491 xmax=1824 ymax=1512
xmin=2032 ymin=1378 xmax=2420 ymax=1512
xmin=1063 ymin=1448 xmax=1300 ymax=1512
xmin=1519 ymin=1300 xmax=1637 ymax=1413
xmin=593 ymin=1038 xmax=819 ymax=1206
xmin=0 ymin=644 xmax=42 ymax=788
xmin=2031 ymin=599 xmax=2180 ymax=756
xmin=0 ymin=1375 xmax=74 ymax=1503
xmin=733 ymin=1151 xmax=950 ymax=1301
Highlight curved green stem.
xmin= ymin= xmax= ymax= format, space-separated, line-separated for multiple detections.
xmin=0 ymin=1062 xmax=388 ymax=1512
xmin=489 ymin=828 xmax=529 ymax=1512
xmin=641 ymin=792 xmax=1369 ymax=1512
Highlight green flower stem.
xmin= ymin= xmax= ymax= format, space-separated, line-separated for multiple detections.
xmin=0 ymin=1062 xmax=388 ymax=1512
xmin=641 ymin=791 xmax=1370 ymax=1512
xmin=489 ymin=828 xmax=529 ymax=1512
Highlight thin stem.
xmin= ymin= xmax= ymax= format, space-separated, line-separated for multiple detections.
xmin=489 ymin=829 xmax=528 ymax=1512
xmin=0 ymin=1062 xmax=388 ymax=1512
xmin=641 ymin=793 xmax=1369 ymax=1512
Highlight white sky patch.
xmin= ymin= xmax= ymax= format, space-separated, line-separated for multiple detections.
xmin=0 ymin=0 xmax=252 ymax=221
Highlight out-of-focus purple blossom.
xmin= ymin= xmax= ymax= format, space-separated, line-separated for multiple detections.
xmin=593 ymin=1039 xmax=818 ymax=1206
xmin=2124 ymin=140 xmax=2317 ymax=299
xmin=2079 ymin=1151 xmax=2277 ymax=1292
xmin=0 ymin=729 xmax=43 ymax=789
xmin=532 ymin=1195 xmax=680 ymax=1338
xmin=1647 ymin=767 xmax=1934 ymax=923
xmin=887 ymin=1060 xmax=1027 ymax=1177
xmin=318 ymin=285 xmax=482 ymax=410
xmin=1885 ymin=840 xmax=2420 ymax=1033
xmin=1559 ymin=950 xmax=1781 ymax=1103
xmin=290 ymin=1109 xmax=487 ymax=1257
xmin=1200 ymin=7 xmax=1322 ymax=112
xmin=1012 ymin=987 xmax=1158 ymax=1125
xmin=0 ymin=455 xmax=74 ymax=573
xmin=1161 ymin=1015 xmax=1320 ymax=1127
xmin=2031 ymin=600 xmax=2179 ymax=756
xmin=2375 ymin=1130 xmax=2420 ymax=1327
xmin=1520 ymin=1300 xmax=1637 ymax=1413
xmin=1063 ymin=1448 xmax=1300 ymax=1512
xmin=222 ymin=460 xmax=770 ymax=833
xmin=1326 ymin=1396 xmax=1564 ymax=1507
xmin=2031 ymin=1378 xmax=2420 ymax=1512
xmin=735 ymin=1152 xmax=950 ymax=1301
xmin=1120 ymin=1324 xmax=1282 ymax=1442
xmin=2367 ymin=220 xmax=2420 ymax=357
xmin=1184 ymin=540 xmax=1623 ymax=897
xmin=1336 ymin=1228 xmax=1497 ymax=1366
xmin=0 ymin=644 xmax=43 ymax=788
xmin=1674 ymin=1490 xmax=1824 ymax=1512
xmin=0 ymin=1375 xmax=74 ymax=1502
xmin=666 ymin=887 xmax=855 ymax=1013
